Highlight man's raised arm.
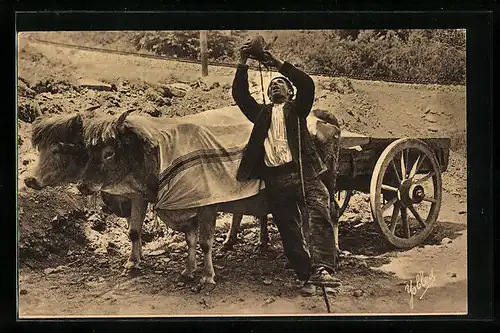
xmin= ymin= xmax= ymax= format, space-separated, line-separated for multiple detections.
xmin=278 ymin=62 xmax=315 ymax=118
xmin=231 ymin=47 xmax=262 ymax=123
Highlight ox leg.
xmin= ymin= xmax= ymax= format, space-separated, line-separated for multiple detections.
xmin=254 ymin=215 xmax=272 ymax=252
xmin=333 ymin=220 xmax=340 ymax=256
xmin=222 ymin=213 xmax=243 ymax=250
xmin=181 ymin=218 xmax=199 ymax=281
xmin=331 ymin=200 xmax=341 ymax=256
xmin=123 ymin=198 xmax=147 ymax=274
xmin=192 ymin=206 xmax=218 ymax=293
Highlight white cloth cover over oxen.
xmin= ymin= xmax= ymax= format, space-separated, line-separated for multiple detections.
xmin=151 ymin=106 xmax=263 ymax=211
xmin=138 ymin=105 xmax=356 ymax=213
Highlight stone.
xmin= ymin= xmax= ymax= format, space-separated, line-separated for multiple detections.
xmin=353 ymin=289 xmax=363 ymax=297
xmin=263 ymin=297 xmax=275 ymax=305
xmin=358 ymin=261 xmax=368 ymax=269
xmin=77 ymin=78 xmax=113 ymax=91
xmin=164 ymin=83 xmax=191 ymax=97
xmin=169 ymin=242 xmax=184 ymax=252
xmin=424 ymin=114 xmax=439 ymax=123
xmin=143 ymin=105 xmax=161 ymax=117
xmin=263 ymin=279 xmax=272 ymax=286
xmin=441 ymin=237 xmax=452 ymax=245
xmin=149 ymin=249 xmax=166 ymax=256
xmin=43 ymin=265 xmax=70 ymax=275
xmin=244 ymin=232 xmax=256 ymax=240
xmin=94 ymin=246 xmax=108 ymax=255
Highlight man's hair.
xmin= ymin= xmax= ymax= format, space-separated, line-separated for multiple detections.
xmin=267 ymin=76 xmax=294 ymax=99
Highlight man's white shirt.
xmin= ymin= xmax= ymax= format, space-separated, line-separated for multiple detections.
xmin=263 ymin=103 xmax=293 ymax=167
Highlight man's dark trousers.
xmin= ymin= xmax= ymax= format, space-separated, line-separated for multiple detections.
xmin=264 ymin=163 xmax=337 ymax=281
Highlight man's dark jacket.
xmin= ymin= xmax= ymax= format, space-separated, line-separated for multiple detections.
xmin=232 ymin=61 xmax=327 ymax=181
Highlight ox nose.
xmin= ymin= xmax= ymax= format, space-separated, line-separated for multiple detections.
xmin=24 ymin=177 xmax=43 ymax=190
xmin=76 ymin=182 xmax=93 ymax=196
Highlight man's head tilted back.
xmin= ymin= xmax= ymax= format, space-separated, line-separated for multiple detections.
xmin=267 ymin=76 xmax=294 ymax=104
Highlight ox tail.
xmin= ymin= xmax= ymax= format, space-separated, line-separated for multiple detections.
xmin=149 ymin=203 xmax=161 ymax=231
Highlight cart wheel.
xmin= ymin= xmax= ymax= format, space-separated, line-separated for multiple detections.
xmin=334 ymin=189 xmax=353 ymax=218
xmin=370 ymin=138 xmax=442 ymax=248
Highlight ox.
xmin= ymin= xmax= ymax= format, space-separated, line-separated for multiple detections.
xmin=24 ymin=107 xmax=341 ymax=292
xmin=23 ymin=111 xmax=270 ymax=251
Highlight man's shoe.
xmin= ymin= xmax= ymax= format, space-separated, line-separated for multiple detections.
xmin=300 ymin=282 xmax=317 ymax=297
xmin=308 ymin=267 xmax=342 ymax=288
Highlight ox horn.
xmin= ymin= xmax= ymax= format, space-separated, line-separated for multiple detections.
xmin=115 ymin=108 xmax=136 ymax=132
xmin=72 ymin=113 xmax=83 ymax=129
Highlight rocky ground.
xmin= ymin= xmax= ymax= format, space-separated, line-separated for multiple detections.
xmin=17 ymin=34 xmax=468 ymax=317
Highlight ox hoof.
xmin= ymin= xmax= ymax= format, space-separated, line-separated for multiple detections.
xmin=254 ymin=242 xmax=273 ymax=253
xmin=121 ymin=266 xmax=142 ymax=277
xmin=191 ymin=281 xmax=216 ymax=293
xmin=180 ymin=270 xmax=196 ymax=282
xmin=221 ymin=241 xmax=235 ymax=251
xmin=122 ymin=261 xmax=142 ymax=276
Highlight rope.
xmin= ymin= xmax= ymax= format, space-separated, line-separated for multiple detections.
xmin=258 ymin=62 xmax=267 ymax=104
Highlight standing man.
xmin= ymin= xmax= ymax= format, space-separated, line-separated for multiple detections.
xmin=232 ymin=40 xmax=341 ymax=291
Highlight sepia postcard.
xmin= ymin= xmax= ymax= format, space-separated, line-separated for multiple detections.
xmin=17 ymin=25 xmax=469 ymax=318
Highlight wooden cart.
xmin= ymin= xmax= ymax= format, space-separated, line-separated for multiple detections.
xmin=332 ymin=131 xmax=451 ymax=249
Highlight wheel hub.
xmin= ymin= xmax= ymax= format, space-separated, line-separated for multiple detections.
xmin=398 ymin=179 xmax=425 ymax=206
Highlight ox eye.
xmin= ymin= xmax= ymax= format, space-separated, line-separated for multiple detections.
xmin=103 ymin=149 xmax=115 ymax=161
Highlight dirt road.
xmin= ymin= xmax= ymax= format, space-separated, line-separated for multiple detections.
xmin=18 ymin=187 xmax=467 ymax=317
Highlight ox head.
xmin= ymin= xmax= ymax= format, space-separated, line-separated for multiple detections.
xmin=24 ymin=113 xmax=88 ymax=190
xmin=76 ymin=109 xmax=158 ymax=196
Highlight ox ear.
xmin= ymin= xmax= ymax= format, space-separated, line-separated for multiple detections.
xmin=115 ymin=108 xmax=136 ymax=132
xmin=72 ymin=113 xmax=83 ymax=129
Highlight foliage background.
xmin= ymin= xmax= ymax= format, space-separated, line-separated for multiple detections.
xmin=31 ymin=29 xmax=466 ymax=85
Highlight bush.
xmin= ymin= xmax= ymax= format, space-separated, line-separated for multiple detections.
xmin=131 ymin=30 xmax=242 ymax=62
xmin=50 ymin=29 xmax=466 ymax=85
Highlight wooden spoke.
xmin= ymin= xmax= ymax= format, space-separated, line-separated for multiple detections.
xmin=389 ymin=201 xmax=401 ymax=235
xmin=422 ymin=196 xmax=438 ymax=204
xmin=411 ymin=154 xmax=427 ymax=179
xmin=382 ymin=197 xmax=398 ymax=213
xmin=409 ymin=154 xmax=421 ymax=179
xmin=414 ymin=171 xmax=435 ymax=185
xmin=408 ymin=204 xmax=427 ymax=228
xmin=400 ymin=151 xmax=407 ymax=181
xmin=381 ymin=184 xmax=399 ymax=193
xmin=405 ymin=149 xmax=409 ymax=178
xmin=391 ymin=159 xmax=401 ymax=184
xmin=401 ymin=206 xmax=410 ymax=238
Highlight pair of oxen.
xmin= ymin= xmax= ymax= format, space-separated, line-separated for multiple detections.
xmin=24 ymin=107 xmax=342 ymax=292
